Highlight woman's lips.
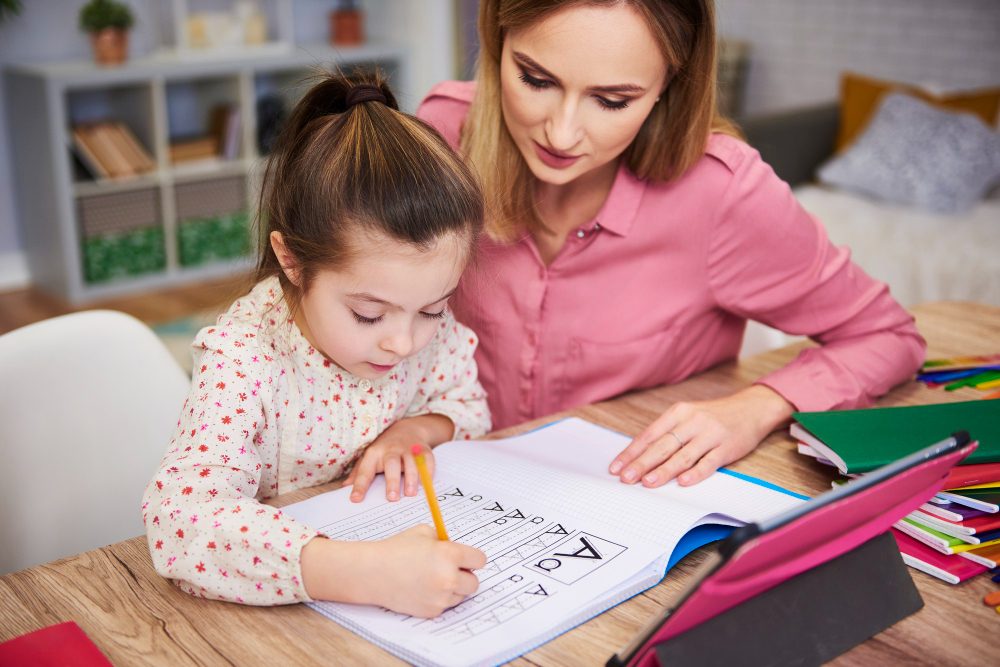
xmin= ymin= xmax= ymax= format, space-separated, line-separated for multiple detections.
xmin=533 ymin=141 xmax=582 ymax=169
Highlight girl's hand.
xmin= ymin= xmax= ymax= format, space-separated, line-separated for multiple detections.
xmin=609 ymin=385 xmax=795 ymax=487
xmin=302 ymin=526 xmax=487 ymax=618
xmin=345 ymin=414 xmax=455 ymax=503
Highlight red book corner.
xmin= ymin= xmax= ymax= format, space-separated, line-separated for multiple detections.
xmin=0 ymin=622 xmax=112 ymax=666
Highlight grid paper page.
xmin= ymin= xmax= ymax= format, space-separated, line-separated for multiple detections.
xmin=283 ymin=471 xmax=665 ymax=667
xmin=435 ymin=418 xmax=804 ymax=548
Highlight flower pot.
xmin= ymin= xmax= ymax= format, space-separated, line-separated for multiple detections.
xmin=90 ymin=28 xmax=129 ymax=66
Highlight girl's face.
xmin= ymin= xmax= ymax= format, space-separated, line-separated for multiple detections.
xmin=278 ymin=231 xmax=468 ymax=381
xmin=500 ymin=4 xmax=668 ymax=186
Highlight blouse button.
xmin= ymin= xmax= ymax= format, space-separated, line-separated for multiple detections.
xmin=359 ymin=379 xmax=372 ymax=391
xmin=362 ymin=413 xmax=375 ymax=426
xmin=576 ymin=229 xmax=585 ymax=238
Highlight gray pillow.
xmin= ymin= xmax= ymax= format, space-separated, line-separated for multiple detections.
xmin=818 ymin=92 xmax=1000 ymax=214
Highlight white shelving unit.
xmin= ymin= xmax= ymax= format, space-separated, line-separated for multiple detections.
xmin=5 ymin=43 xmax=408 ymax=303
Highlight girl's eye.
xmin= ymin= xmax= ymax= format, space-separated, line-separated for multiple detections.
xmin=518 ymin=69 xmax=552 ymax=90
xmin=420 ymin=310 xmax=446 ymax=321
xmin=352 ymin=311 xmax=383 ymax=325
xmin=596 ymin=97 xmax=630 ymax=111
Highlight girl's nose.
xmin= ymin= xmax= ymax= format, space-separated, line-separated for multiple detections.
xmin=381 ymin=328 xmax=414 ymax=358
xmin=544 ymin=96 xmax=584 ymax=152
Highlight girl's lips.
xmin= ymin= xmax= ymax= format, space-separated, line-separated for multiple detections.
xmin=368 ymin=362 xmax=396 ymax=372
xmin=533 ymin=141 xmax=582 ymax=169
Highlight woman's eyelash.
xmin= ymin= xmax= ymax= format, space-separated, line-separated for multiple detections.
xmin=420 ymin=311 xmax=446 ymax=320
xmin=519 ymin=67 xmax=629 ymax=111
xmin=352 ymin=311 xmax=383 ymax=325
xmin=519 ymin=69 xmax=551 ymax=90
xmin=598 ymin=97 xmax=629 ymax=110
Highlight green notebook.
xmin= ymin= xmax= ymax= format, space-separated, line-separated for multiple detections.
xmin=792 ymin=399 xmax=1000 ymax=474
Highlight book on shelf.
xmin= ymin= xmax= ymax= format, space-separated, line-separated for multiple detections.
xmin=70 ymin=121 xmax=155 ymax=179
xmin=209 ymin=104 xmax=243 ymax=161
xmin=169 ymin=136 xmax=220 ymax=163
xmin=281 ymin=417 xmax=805 ymax=667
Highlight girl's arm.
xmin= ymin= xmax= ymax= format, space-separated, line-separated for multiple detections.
xmin=142 ymin=343 xmax=317 ymax=605
xmin=610 ymin=146 xmax=924 ymax=487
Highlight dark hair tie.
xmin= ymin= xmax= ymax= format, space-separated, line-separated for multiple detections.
xmin=345 ymin=84 xmax=387 ymax=109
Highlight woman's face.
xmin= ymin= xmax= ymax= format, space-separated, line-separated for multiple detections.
xmin=500 ymin=3 xmax=669 ymax=186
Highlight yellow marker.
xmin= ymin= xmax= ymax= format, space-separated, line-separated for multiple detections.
xmin=977 ymin=378 xmax=1000 ymax=390
xmin=412 ymin=444 xmax=449 ymax=540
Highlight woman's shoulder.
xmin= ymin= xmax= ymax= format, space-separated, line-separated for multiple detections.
xmin=416 ymin=80 xmax=477 ymax=151
xmin=702 ymin=132 xmax=761 ymax=177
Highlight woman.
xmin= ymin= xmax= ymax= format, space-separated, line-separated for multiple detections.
xmin=417 ymin=0 xmax=924 ymax=488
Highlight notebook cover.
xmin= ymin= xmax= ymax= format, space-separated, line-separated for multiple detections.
xmin=959 ymin=542 xmax=1000 ymax=568
xmin=633 ymin=440 xmax=974 ymax=657
xmin=0 ymin=622 xmax=112 ymax=667
xmin=943 ymin=462 xmax=1000 ymax=489
xmin=892 ymin=529 xmax=988 ymax=583
xmin=793 ymin=400 xmax=999 ymax=473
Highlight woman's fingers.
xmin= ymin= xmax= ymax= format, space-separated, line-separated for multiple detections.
xmin=609 ymin=405 xmax=686 ymax=476
xmin=677 ymin=447 xmax=728 ymax=486
xmin=619 ymin=429 xmax=687 ymax=484
xmin=384 ymin=455 xmax=402 ymax=501
xmin=641 ymin=430 xmax=721 ymax=487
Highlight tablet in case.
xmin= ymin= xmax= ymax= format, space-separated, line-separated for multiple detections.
xmin=609 ymin=431 xmax=976 ymax=667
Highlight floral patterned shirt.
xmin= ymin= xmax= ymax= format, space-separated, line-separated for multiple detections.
xmin=142 ymin=277 xmax=491 ymax=605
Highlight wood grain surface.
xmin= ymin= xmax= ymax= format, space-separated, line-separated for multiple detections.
xmin=2 ymin=301 xmax=998 ymax=666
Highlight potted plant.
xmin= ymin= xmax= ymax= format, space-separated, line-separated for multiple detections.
xmin=79 ymin=0 xmax=134 ymax=66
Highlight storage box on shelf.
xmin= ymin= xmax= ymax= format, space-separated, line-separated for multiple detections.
xmin=4 ymin=43 xmax=406 ymax=302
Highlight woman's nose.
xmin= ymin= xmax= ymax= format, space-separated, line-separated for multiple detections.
xmin=545 ymin=97 xmax=584 ymax=152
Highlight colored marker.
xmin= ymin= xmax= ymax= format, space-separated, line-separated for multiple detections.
xmin=412 ymin=444 xmax=449 ymax=541
xmin=985 ymin=390 xmax=1000 ymax=400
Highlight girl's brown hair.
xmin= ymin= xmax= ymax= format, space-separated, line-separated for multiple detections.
xmin=462 ymin=0 xmax=739 ymax=240
xmin=253 ymin=69 xmax=485 ymax=306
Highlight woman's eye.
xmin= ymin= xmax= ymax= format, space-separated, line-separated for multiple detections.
xmin=420 ymin=310 xmax=446 ymax=321
xmin=519 ymin=69 xmax=552 ymax=90
xmin=352 ymin=311 xmax=383 ymax=325
xmin=597 ymin=97 xmax=630 ymax=110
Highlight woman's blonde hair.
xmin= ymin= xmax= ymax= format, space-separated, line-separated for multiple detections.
xmin=461 ymin=0 xmax=739 ymax=239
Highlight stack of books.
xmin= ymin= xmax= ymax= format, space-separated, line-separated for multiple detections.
xmin=917 ymin=355 xmax=1000 ymax=399
xmin=793 ymin=399 xmax=1000 ymax=584
xmin=169 ymin=103 xmax=242 ymax=164
xmin=71 ymin=121 xmax=155 ymax=179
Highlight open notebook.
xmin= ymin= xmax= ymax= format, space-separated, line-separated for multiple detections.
xmin=282 ymin=418 xmax=805 ymax=667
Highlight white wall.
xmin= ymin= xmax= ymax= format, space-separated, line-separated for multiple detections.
xmin=0 ymin=0 xmax=454 ymax=291
xmin=716 ymin=0 xmax=1000 ymax=116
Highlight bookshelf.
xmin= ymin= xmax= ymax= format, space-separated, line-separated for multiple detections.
xmin=4 ymin=43 xmax=407 ymax=302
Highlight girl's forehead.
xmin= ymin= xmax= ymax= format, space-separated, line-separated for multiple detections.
xmin=318 ymin=233 xmax=468 ymax=307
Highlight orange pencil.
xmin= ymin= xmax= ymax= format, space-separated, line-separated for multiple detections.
xmin=412 ymin=444 xmax=449 ymax=540
xmin=985 ymin=389 xmax=1000 ymax=400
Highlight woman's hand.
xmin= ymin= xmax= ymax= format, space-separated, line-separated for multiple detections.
xmin=301 ymin=526 xmax=486 ymax=617
xmin=345 ymin=414 xmax=455 ymax=503
xmin=609 ymin=385 xmax=795 ymax=487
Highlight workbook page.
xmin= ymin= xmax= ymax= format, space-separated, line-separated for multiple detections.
xmin=284 ymin=472 xmax=665 ymax=667
xmin=436 ymin=418 xmax=805 ymax=547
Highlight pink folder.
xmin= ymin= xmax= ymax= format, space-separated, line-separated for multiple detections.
xmin=616 ymin=436 xmax=977 ymax=667
xmin=892 ymin=528 xmax=988 ymax=583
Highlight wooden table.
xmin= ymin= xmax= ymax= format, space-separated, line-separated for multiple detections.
xmin=2 ymin=301 xmax=998 ymax=665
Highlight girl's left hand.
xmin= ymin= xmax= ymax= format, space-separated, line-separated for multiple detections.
xmin=345 ymin=414 xmax=455 ymax=503
xmin=608 ymin=385 xmax=795 ymax=488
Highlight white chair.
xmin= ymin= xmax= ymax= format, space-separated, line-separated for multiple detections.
xmin=0 ymin=310 xmax=190 ymax=575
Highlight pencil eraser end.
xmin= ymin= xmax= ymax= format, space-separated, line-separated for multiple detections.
xmin=411 ymin=444 xmax=422 ymax=456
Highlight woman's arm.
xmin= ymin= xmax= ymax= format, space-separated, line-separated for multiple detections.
xmin=610 ymin=144 xmax=925 ymax=487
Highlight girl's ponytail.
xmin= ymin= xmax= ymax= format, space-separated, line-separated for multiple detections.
xmin=252 ymin=69 xmax=484 ymax=308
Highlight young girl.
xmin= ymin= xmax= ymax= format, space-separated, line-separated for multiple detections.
xmin=142 ymin=71 xmax=490 ymax=617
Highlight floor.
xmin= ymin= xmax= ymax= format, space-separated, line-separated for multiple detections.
xmin=0 ymin=275 xmax=248 ymax=336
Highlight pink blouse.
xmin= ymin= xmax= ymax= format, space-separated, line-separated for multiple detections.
xmin=418 ymin=81 xmax=926 ymax=430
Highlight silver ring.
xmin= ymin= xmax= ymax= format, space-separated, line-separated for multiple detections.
xmin=667 ymin=431 xmax=683 ymax=446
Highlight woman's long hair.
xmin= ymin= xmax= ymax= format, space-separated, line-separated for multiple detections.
xmin=462 ymin=0 xmax=739 ymax=240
